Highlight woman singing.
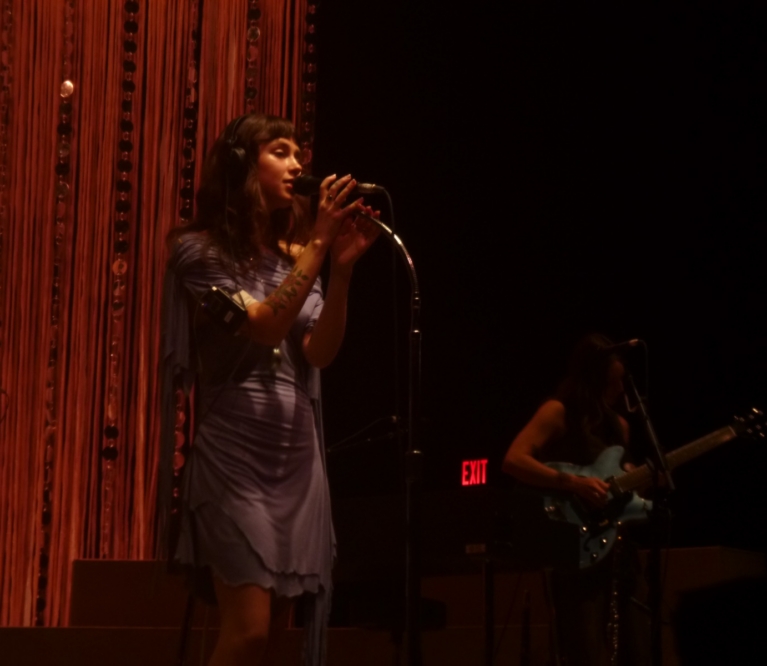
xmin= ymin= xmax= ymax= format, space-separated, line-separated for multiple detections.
xmin=160 ymin=114 xmax=380 ymax=666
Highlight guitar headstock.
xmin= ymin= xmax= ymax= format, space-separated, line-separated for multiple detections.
xmin=732 ymin=408 xmax=765 ymax=440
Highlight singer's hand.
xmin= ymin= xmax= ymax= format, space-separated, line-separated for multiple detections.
xmin=330 ymin=206 xmax=381 ymax=277
xmin=313 ymin=174 xmax=363 ymax=246
xmin=301 ymin=204 xmax=379 ymax=370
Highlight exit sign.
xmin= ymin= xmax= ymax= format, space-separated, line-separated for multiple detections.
xmin=462 ymin=459 xmax=488 ymax=486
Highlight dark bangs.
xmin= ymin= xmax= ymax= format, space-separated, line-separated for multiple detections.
xmin=243 ymin=115 xmax=297 ymax=154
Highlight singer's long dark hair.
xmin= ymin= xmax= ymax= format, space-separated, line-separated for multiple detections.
xmin=166 ymin=114 xmax=311 ymax=271
xmin=553 ymin=333 xmax=625 ymax=441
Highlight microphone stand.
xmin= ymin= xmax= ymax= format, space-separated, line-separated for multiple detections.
xmin=625 ymin=372 xmax=673 ymax=666
xmin=358 ymin=211 xmax=423 ymax=665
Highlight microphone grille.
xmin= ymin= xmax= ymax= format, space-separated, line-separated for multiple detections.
xmin=292 ymin=175 xmax=322 ymax=196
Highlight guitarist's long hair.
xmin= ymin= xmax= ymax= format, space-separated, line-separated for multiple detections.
xmin=553 ymin=333 xmax=625 ymax=443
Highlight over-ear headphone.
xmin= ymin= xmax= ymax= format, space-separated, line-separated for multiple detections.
xmin=223 ymin=114 xmax=251 ymax=190
xmin=220 ymin=115 xmax=252 ymax=265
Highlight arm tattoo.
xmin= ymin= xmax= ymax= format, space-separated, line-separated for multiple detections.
xmin=264 ymin=267 xmax=310 ymax=316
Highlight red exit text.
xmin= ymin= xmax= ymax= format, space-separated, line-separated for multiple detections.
xmin=462 ymin=459 xmax=488 ymax=486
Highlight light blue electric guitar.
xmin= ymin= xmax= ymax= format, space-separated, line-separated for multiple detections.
xmin=539 ymin=409 xmax=765 ymax=569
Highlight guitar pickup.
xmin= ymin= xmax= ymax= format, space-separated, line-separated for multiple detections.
xmin=609 ymin=477 xmax=626 ymax=496
xmin=544 ymin=504 xmax=567 ymax=521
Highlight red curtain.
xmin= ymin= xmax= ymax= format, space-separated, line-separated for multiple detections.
xmin=0 ymin=0 xmax=316 ymax=627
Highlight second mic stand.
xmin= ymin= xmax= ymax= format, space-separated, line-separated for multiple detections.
xmin=359 ymin=211 xmax=423 ymax=666
xmin=625 ymin=372 xmax=673 ymax=666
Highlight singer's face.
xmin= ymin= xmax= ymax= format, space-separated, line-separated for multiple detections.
xmin=256 ymin=137 xmax=302 ymax=212
xmin=603 ymin=359 xmax=625 ymax=407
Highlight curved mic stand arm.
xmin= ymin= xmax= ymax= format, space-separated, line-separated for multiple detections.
xmin=357 ymin=211 xmax=419 ymax=294
xmin=357 ymin=210 xmax=421 ymax=457
xmin=357 ymin=210 xmax=424 ymax=665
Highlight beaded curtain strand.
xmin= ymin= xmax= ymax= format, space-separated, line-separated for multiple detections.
xmin=168 ymin=0 xmax=204 ymax=546
xmin=36 ymin=0 xmax=78 ymax=627
xmin=49 ymin=0 xmax=125 ymax=626
xmin=125 ymin=0 xmax=199 ymax=558
xmin=300 ymin=2 xmax=318 ymax=170
xmin=244 ymin=0 xmax=262 ymax=114
xmin=0 ymin=1 xmax=15 ymax=623
xmin=196 ymin=0 xmax=248 ymax=166
xmin=0 ymin=2 xmax=64 ymax=626
xmin=0 ymin=1 xmax=12 ymax=348
xmin=257 ymin=0 xmax=306 ymax=125
xmin=99 ymin=0 xmax=143 ymax=562
xmin=0 ymin=0 xmax=316 ymax=628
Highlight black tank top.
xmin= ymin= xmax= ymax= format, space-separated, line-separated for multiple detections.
xmin=538 ymin=401 xmax=626 ymax=467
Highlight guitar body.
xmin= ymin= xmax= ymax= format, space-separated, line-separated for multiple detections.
xmin=542 ymin=446 xmax=652 ymax=569
xmin=515 ymin=411 xmax=763 ymax=570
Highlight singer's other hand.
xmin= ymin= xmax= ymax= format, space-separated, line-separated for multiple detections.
xmin=330 ymin=205 xmax=381 ymax=277
xmin=313 ymin=174 xmax=363 ymax=246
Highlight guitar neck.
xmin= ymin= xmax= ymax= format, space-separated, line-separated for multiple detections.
xmin=615 ymin=426 xmax=737 ymax=492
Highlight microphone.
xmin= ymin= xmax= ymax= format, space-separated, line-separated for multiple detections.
xmin=292 ymin=174 xmax=385 ymax=196
xmin=602 ymin=339 xmax=641 ymax=354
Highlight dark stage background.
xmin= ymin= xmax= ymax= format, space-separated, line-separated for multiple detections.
xmin=311 ymin=2 xmax=766 ymax=552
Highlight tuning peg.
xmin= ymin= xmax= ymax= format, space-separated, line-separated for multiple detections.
xmin=751 ymin=407 xmax=763 ymax=416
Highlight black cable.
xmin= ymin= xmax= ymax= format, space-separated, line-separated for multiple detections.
xmin=191 ymin=312 xmax=256 ymax=431
xmin=327 ymin=415 xmax=398 ymax=453
xmin=492 ymin=569 xmax=523 ymax=663
xmin=658 ymin=509 xmax=673 ymax=623
xmin=199 ymin=604 xmax=210 ymax=666
xmin=175 ymin=593 xmax=196 ymax=666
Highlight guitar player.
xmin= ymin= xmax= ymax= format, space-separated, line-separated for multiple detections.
xmin=502 ymin=333 xmax=650 ymax=666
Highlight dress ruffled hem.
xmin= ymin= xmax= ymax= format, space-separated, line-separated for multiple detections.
xmin=175 ymin=501 xmax=323 ymax=599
